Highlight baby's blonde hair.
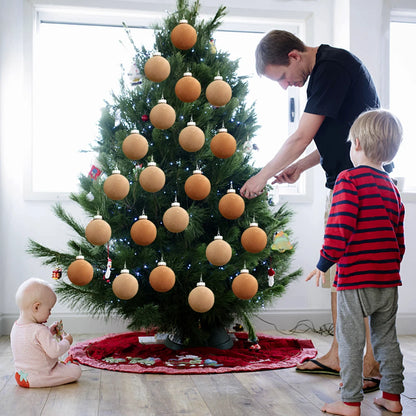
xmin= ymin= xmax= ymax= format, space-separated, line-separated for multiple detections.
xmin=349 ymin=109 xmax=403 ymax=164
xmin=15 ymin=278 xmax=56 ymax=310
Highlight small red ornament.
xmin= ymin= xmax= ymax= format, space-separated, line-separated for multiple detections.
xmin=88 ymin=165 xmax=102 ymax=180
xmin=141 ymin=114 xmax=149 ymax=122
xmin=268 ymin=268 xmax=275 ymax=276
xmin=52 ymin=267 xmax=62 ymax=280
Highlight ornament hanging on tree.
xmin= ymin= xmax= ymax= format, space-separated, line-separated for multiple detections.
xmin=138 ymin=160 xmax=165 ymax=193
xmin=144 ymin=52 xmax=171 ymax=83
xmin=141 ymin=114 xmax=149 ymax=122
xmin=178 ymin=119 xmax=205 ymax=152
xmin=163 ymin=198 xmax=189 ymax=233
xmin=271 ymin=231 xmax=293 ymax=252
xmin=122 ymin=130 xmax=148 ymax=160
xmin=175 ymin=71 xmax=201 ymax=103
xmin=268 ymin=267 xmax=276 ymax=287
xmin=188 ymin=277 xmax=215 ymax=313
xmin=232 ymin=267 xmax=258 ymax=300
xmin=112 ymin=266 xmax=139 ymax=300
xmin=127 ymin=62 xmax=142 ymax=86
xmin=171 ymin=19 xmax=197 ymax=50
xmin=209 ymin=38 xmax=217 ymax=54
xmin=103 ymin=168 xmax=130 ymax=200
xmin=85 ymin=214 xmax=112 ymax=246
xmin=51 ymin=267 xmax=62 ymax=280
xmin=206 ymin=74 xmax=232 ymax=107
xmin=130 ymin=212 xmax=157 ymax=246
xmin=210 ymin=125 xmax=236 ymax=159
xmin=184 ymin=168 xmax=211 ymax=200
xmin=149 ymin=258 xmax=175 ymax=292
xmin=88 ymin=165 xmax=102 ymax=180
xmin=149 ymin=97 xmax=176 ymax=130
xmin=218 ymin=183 xmax=245 ymax=220
xmin=205 ymin=232 xmax=232 ymax=266
xmin=241 ymin=220 xmax=268 ymax=253
xmin=67 ymin=253 xmax=94 ymax=286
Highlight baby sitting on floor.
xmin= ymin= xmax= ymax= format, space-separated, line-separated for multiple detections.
xmin=10 ymin=278 xmax=81 ymax=388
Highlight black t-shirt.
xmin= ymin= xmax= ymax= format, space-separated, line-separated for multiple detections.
xmin=304 ymin=45 xmax=380 ymax=189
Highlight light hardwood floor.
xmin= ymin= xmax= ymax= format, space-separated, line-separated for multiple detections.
xmin=0 ymin=331 xmax=415 ymax=416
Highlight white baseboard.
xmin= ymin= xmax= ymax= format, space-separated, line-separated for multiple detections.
xmin=1 ymin=310 xmax=415 ymax=336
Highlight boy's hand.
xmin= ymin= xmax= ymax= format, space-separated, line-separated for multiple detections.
xmin=64 ymin=333 xmax=73 ymax=345
xmin=306 ymin=268 xmax=326 ymax=287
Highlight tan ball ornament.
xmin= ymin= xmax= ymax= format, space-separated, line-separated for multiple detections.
xmin=218 ymin=186 xmax=245 ymax=220
xmin=112 ymin=267 xmax=138 ymax=300
xmin=149 ymin=260 xmax=175 ymax=292
xmin=103 ymin=169 xmax=130 ymax=200
xmin=149 ymin=98 xmax=176 ymax=130
xmin=144 ymin=52 xmax=171 ymax=83
xmin=85 ymin=214 xmax=112 ymax=246
xmin=179 ymin=120 xmax=205 ymax=152
xmin=139 ymin=161 xmax=165 ymax=193
xmin=122 ymin=130 xmax=148 ymax=160
xmin=175 ymin=71 xmax=201 ymax=103
xmin=67 ymin=254 xmax=94 ymax=286
xmin=241 ymin=221 xmax=268 ymax=253
xmin=210 ymin=126 xmax=236 ymax=159
xmin=205 ymin=234 xmax=232 ymax=266
xmin=163 ymin=200 xmax=189 ymax=233
xmin=206 ymin=75 xmax=232 ymax=107
xmin=184 ymin=169 xmax=211 ymax=200
xmin=130 ymin=213 xmax=157 ymax=246
xmin=188 ymin=279 xmax=215 ymax=313
xmin=232 ymin=267 xmax=258 ymax=300
xmin=171 ymin=19 xmax=197 ymax=50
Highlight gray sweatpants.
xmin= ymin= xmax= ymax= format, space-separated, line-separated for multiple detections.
xmin=336 ymin=287 xmax=404 ymax=403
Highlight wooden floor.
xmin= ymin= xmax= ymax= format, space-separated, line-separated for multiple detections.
xmin=1 ymin=331 xmax=415 ymax=416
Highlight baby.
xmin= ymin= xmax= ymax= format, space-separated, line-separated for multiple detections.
xmin=10 ymin=278 xmax=81 ymax=388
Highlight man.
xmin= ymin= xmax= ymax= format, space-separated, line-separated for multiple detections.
xmin=240 ymin=30 xmax=382 ymax=390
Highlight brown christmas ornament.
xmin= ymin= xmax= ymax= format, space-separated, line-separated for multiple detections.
xmin=206 ymin=74 xmax=232 ymax=107
xmin=149 ymin=259 xmax=175 ymax=292
xmin=112 ymin=267 xmax=138 ymax=300
xmin=205 ymin=234 xmax=232 ymax=266
xmin=85 ymin=214 xmax=112 ymax=246
xmin=210 ymin=126 xmax=236 ymax=159
xmin=163 ymin=200 xmax=189 ymax=233
xmin=175 ymin=71 xmax=201 ymax=103
xmin=122 ymin=130 xmax=148 ymax=160
xmin=171 ymin=19 xmax=197 ymax=50
xmin=139 ymin=161 xmax=165 ymax=193
xmin=130 ymin=213 xmax=157 ymax=246
xmin=179 ymin=120 xmax=205 ymax=152
xmin=218 ymin=186 xmax=245 ymax=220
xmin=149 ymin=98 xmax=176 ymax=130
xmin=144 ymin=52 xmax=171 ymax=83
xmin=232 ymin=267 xmax=258 ymax=300
xmin=188 ymin=279 xmax=215 ymax=313
xmin=67 ymin=254 xmax=94 ymax=286
xmin=241 ymin=221 xmax=268 ymax=253
xmin=184 ymin=169 xmax=211 ymax=200
xmin=103 ymin=169 xmax=130 ymax=200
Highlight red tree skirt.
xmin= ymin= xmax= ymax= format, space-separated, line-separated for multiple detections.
xmin=69 ymin=332 xmax=317 ymax=374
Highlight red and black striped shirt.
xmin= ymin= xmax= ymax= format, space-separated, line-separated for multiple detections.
xmin=317 ymin=165 xmax=405 ymax=290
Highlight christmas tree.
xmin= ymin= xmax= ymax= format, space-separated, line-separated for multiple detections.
xmin=28 ymin=0 xmax=301 ymax=348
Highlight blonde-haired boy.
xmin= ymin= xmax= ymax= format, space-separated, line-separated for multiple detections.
xmin=307 ymin=109 xmax=404 ymax=415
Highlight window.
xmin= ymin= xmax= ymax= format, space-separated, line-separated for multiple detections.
xmin=389 ymin=19 xmax=416 ymax=193
xmin=29 ymin=11 xmax=306 ymax=200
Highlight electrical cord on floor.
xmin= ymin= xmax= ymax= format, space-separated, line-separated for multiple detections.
xmin=253 ymin=314 xmax=334 ymax=337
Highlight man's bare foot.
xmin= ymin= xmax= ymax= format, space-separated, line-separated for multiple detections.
xmin=321 ymin=401 xmax=360 ymax=416
xmin=296 ymin=352 xmax=340 ymax=373
xmin=374 ymin=397 xmax=402 ymax=413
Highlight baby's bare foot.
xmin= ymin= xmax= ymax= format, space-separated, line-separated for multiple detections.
xmin=374 ymin=397 xmax=402 ymax=413
xmin=321 ymin=400 xmax=360 ymax=416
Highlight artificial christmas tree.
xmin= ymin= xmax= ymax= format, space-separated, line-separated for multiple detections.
xmin=28 ymin=0 xmax=301 ymax=348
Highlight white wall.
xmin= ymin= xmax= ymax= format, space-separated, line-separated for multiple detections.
xmin=1 ymin=0 xmax=415 ymax=335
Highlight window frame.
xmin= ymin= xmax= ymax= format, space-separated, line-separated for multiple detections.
xmin=24 ymin=3 xmax=313 ymax=204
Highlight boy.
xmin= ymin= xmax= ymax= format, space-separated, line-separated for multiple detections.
xmin=307 ymin=109 xmax=405 ymax=415
xmin=11 ymin=278 xmax=81 ymax=388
